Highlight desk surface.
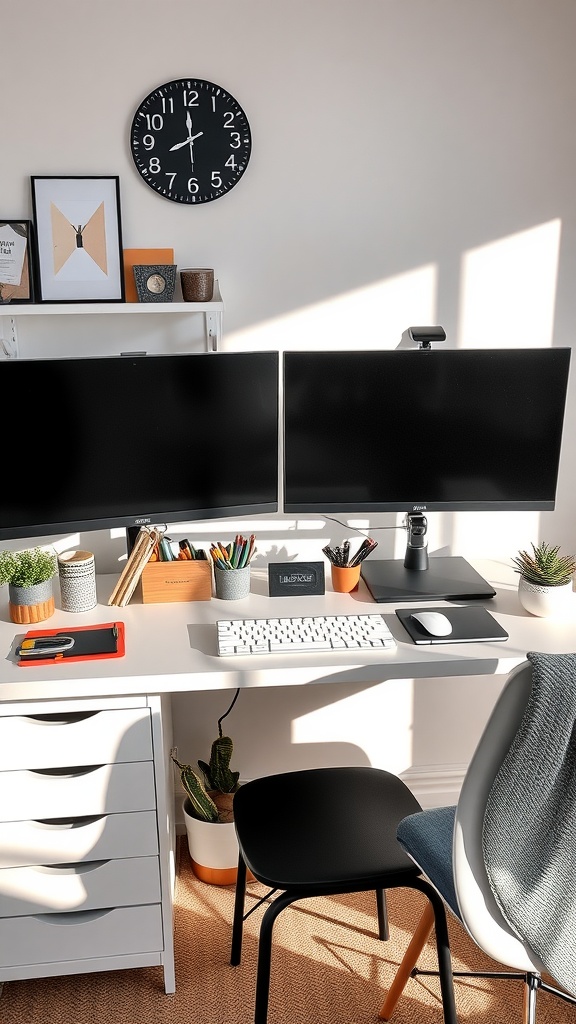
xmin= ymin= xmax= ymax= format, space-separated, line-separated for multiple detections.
xmin=1 ymin=559 xmax=575 ymax=705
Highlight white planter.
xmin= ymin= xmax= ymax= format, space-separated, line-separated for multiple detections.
xmin=182 ymin=797 xmax=240 ymax=886
xmin=518 ymin=577 xmax=576 ymax=618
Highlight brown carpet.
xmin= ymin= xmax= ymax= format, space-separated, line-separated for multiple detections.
xmin=0 ymin=838 xmax=573 ymax=1024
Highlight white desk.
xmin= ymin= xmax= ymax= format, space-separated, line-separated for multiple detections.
xmin=1 ymin=559 xmax=575 ymax=705
xmin=0 ymin=557 xmax=574 ymax=992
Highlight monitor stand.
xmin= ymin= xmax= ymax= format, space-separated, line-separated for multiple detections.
xmin=360 ymin=555 xmax=496 ymax=603
xmin=360 ymin=512 xmax=496 ymax=603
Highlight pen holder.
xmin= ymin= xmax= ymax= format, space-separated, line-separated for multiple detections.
xmin=331 ymin=564 xmax=361 ymax=593
xmin=140 ymin=560 xmax=212 ymax=603
xmin=214 ymin=564 xmax=251 ymax=600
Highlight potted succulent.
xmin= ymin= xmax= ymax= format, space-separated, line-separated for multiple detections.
xmin=512 ymin=541 xmax=576 ymax=617
xmin=172 ymin=689 xmax=246 ymax=885
xmin=0 ymin=546 xmax=58 ymax=624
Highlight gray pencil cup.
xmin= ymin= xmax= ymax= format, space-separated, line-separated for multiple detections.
xmin=214 ymin=564 xmax=251 ymax=600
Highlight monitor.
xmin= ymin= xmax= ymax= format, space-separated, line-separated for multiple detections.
xmin=0 ymin=351 xmax=279 ymax=543
xmin=283 ymin=347 xmax=571 ymax=601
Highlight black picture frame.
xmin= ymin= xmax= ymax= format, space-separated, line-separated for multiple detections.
xmin=30 ymin=176 xmax=125 ymax=303
xmin=0 ymin=220 xmax=34 ymax=303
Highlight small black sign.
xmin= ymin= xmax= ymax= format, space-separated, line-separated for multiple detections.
xmin=268 ymin=562 xmax=325 ymax=597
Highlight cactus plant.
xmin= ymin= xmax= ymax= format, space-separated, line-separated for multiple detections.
xmin=512 ymin=541 xmax=576 ymax=587
xmin=172 ymin=689 xmax=240 ymax=823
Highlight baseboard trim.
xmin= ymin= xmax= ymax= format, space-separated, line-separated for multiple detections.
xmin=400 ymin=764 xmax=467 ymax=808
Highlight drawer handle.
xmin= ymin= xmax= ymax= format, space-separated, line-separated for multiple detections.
xmin=33 ymin=908 xmax=115 ymax=924
xmin=29 ymin=766 xmax=104 ymax=778
xmin=34 ymin=815 xmax=105 ymax=829
xmin=23 ymin=712 xmax=100 ymax=725
xmin=31 ymin=860 xmax=109 ymax=874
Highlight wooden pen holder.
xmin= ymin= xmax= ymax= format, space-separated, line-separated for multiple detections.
xmin=140 ymin=559 xmax=212 ymax=603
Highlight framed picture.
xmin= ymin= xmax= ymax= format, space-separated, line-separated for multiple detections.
xmin=0 ymin=220 xmax=34 ymax=303
xmin=31 ymin=176 xmax=125 ymax=302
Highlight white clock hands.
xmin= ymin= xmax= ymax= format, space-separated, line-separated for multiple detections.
xmin=169 ymin=111 xmax=203 ymax=169
xmin=169 ymin=133 xmax=204 ymax=151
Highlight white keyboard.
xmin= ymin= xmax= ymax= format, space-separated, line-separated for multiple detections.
xmin=216 ymin=614 xmax=396 ymax=657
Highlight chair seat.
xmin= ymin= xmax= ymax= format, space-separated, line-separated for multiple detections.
xmin=233 ymin=766 xmax=422 ymax=891
xmin=396 ymin=806 xmax=460 ymax=918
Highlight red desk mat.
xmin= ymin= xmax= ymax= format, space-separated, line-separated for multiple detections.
xmin=18 ymin=621 xmax=125 ymax=666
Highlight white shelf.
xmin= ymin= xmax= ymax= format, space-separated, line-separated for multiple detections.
xmin=0 ymin=281 xmax=224 ymax=354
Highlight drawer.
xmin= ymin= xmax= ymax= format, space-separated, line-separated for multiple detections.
xmin=0 ymin=761 xmax=156 ymax=823
xmin=0 ymin=810 xmax=158 ymax=868
xmin=0 ymin=903 xmax=164 ymax=968
xmin=0 ymin=708 xmax=152 ymax=771
xmin=0 ymin=855 xmax=161 ymax=917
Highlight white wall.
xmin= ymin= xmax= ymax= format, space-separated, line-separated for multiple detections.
xmin=4 ymin=0 xmax=576 ymax=807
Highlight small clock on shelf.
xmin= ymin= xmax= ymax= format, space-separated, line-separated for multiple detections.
xmin=130 ymin=78 xmax=252 ymax=205
xmin=133 ymin=264 xmax=177 ymax=302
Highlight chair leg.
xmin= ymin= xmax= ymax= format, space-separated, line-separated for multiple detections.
xmin=230 ymin=853 xmax=248 ymax=966
xmin=254 ymin=890 xmax=303 ymax=1024
xmin=376 ymin=889 xmax=390 ymax=941
xmin=411 ymin=880 xmax=458 ymax=1024
xmin=379 ymin=901 xmax=435 ymax=1020
xmin=523 ymin=973 xmax=538 ymax=1024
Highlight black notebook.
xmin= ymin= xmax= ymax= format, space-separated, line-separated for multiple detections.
xmin=396 ymin=606 xmax=509 ymax=645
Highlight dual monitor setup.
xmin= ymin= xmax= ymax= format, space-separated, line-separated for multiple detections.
xmin=0 ymin=343 xmax=571 ymax=604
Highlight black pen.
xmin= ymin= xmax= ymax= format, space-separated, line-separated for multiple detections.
xmin=349 ymin=538 xmax=378 ymax=567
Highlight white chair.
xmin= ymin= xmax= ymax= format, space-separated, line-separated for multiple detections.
xmin=381 ymin=655 xmax=576 ymax=1024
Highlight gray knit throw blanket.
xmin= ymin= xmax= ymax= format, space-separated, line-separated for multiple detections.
xmin=482 ymin=651 xmax=576 ymax=997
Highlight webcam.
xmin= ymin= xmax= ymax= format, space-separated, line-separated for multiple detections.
xmin=401 ymin=325 xmax=447 ymax=349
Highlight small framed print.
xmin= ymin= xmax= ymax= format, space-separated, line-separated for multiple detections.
xmin=31 ymin=176 xmax=125 ymax=302
xmin=0 ymin=220 xmax=34 ymax=303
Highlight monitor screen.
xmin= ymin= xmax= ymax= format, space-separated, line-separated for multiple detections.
xmin=0 ymin=351 xmax=279 ymax=542
xmin=283 ymin=348 xmax=571 ymax=514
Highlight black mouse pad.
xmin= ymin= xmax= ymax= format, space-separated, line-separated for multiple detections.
xmin=396 ymin=606 xmax=509 ymax=645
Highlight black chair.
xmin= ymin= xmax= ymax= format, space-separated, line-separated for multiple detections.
xmin=230 ymin=765 xmax=458 ymax=1024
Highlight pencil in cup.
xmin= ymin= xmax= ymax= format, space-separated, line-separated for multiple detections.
xmin=210 ymin=534 xmax=255 ymax=570
xmin=211 ymin=535 xmax=255 ymax=599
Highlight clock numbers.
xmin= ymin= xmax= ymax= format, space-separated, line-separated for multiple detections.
xmin=130 ymin=79 xmax=252 ymax=205
xmin=144 ymin=113 xmax=163 ymax=132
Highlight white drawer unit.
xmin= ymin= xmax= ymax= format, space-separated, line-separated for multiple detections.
xmin=0 ymin=695 xmax=175 ymax=992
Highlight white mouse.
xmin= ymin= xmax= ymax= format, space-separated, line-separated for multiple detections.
xmin=410 ymin=611 xmax=453 ymax=638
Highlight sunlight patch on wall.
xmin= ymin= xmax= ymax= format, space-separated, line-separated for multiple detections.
xmin=228 ymin=265 xmax=438 ymax=351
xmin=449 ymin=509 xmax=543 ymax=563
xmin=291 ymin=680 xmax=415 ymax=775
xmin=458 ymin=219 xmax=561 ymax=348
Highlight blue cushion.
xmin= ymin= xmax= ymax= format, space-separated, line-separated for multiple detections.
xmin=396 ymin=806 xmax=461 ymax=919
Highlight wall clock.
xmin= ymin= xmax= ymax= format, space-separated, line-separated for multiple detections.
xmin=130 ymin=79 xmax=252 ymax=205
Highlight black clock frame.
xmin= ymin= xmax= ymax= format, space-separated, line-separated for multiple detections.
xmin=130 ymin=78 xmax=252 ymax=205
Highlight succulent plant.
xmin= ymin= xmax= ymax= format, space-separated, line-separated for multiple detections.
xmin=172 ymin=689 xmax=240 ymax=823
xmin=512 ymin=542 xmax=576 ymax=587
